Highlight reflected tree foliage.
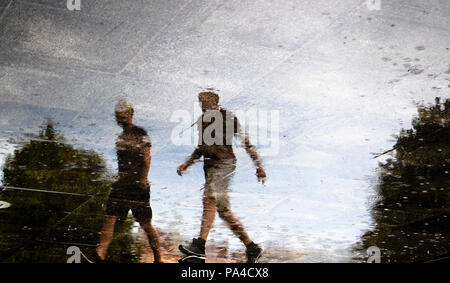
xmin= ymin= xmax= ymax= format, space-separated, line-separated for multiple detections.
xmin=0 ymin=122 xmax=139 ymax=262
xmin=358 ymin=97 xmax=450 ymax=262
xmin=3 ymin=122 xmax=108 ymax=195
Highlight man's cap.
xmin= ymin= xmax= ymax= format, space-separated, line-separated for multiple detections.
xmin=115 ymin=98 xmax=134 ymax=115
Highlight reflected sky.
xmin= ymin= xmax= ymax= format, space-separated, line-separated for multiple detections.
xmin=0 ymin=0 xmax=450 ymax=262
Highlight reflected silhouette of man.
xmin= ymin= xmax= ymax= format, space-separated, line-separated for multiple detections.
xmin=96 ymin=99 xmax=161 ymax=263
xmin=177 ymin=92 xmax=267 ymax=263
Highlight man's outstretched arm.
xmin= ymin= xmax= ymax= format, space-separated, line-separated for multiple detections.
xmin=177 ymin=147 xmax=203 ymax=176
xmin=235 ymin=118 xmax=267 ymax=183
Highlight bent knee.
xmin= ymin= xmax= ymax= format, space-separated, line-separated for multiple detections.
xmin=217 ymin=206 xmax=233 ymax=219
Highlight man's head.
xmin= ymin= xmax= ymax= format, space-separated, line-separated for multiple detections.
xmin=115 ymin=98 xmax=134 ymax=127
xmin=198 ymin=92 xmax=220 ymax=112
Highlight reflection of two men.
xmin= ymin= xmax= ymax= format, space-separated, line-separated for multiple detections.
xmin=96 ymin=99 xmax=161 ymax=263
xmin=96 ymin=93 xmax=267 ymax=263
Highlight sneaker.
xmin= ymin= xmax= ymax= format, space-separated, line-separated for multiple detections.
xmin=246 ymin=242 xmax=263 ymax=263
xmin=179 ymin=238 xmax=206 ymax=257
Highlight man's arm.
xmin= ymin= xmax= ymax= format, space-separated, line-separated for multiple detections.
xmin=177 ymin=147 xmax=203 ymax=176
xmin=235 ymin=117 xmax=267 ymax=183
xmin=186 ymin=147 xmax=203 ymax=166
xmin=241 ymin=135 xmax=263 ymax=168
xmin=136 ymin=130 xmax=152 ymax=187
xmin=178 ymin=116 xmax=204 ymax=176
xmin=139 ymin=145 xmax=151 ymax=186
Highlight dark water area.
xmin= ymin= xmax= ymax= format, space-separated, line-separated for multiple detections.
xmin=355 ymin=98 xmax=450 ymax=263
xmin=0 ymin=124 xmax=139 ymax=263
xmin=0 ymin=189 xmax=89 ymax=262
xmin=0 ymin=188 xmax=141 ymax=263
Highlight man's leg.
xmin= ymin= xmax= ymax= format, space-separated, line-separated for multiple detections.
xmin=218 ymin=206 xmax=264 ymax=263
xmin=199 ymin=195 xmax=217 ymax=241
xmin=97 ymin=215 xmax=118 ymax=260
xmin=179 ymin=167 xmax=219 ymax=257
xmin=140 ymin=220 xmax=162 ymax=263
xmin=217 ymin=208 xmax=252 ymax=246
xmin=178 ymin=194 xmax=215 ymax=259
xmin=215 ymin=161 xmax=252 ymax=246
xmin=212 ymin=161 xmax=263 ymax=262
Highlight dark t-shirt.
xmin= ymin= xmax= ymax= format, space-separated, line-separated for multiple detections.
xmin=116 ymin=125 xmax=151 ymax=182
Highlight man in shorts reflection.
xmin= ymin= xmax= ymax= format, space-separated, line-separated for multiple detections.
xmin=177 ymin=92 xmax=267 ymax=263
xmin=96 ymin=99 xmax=162 ymax=263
